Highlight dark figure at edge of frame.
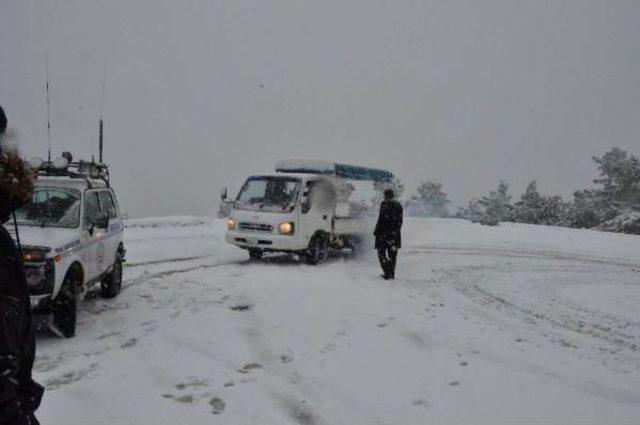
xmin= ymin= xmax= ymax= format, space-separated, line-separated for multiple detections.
xmin=0 ymin=105 xmax=43 ymax=425
xmin=374 ymin=188 xmax=403 ymax=280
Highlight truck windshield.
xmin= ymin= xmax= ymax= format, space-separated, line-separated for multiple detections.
xmin=15 ymin=187 xmax=81 ymax=228
xmin=236 ymin=176 xmax=301 ymax=211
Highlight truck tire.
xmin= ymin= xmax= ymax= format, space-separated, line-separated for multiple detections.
xmin=248 ymin=249 xmax=263 ymax=261
xmin=101 ymin=252 xmax=123 ymax=299
xmin=305 ymin=233 xmax=329 ymax=265
xmin=347 ymin=236 xmax=362 ymax=257
xmin=51 ymin=269 xmax=79 ymax=338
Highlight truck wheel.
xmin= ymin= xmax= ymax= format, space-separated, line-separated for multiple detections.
xmin=306 ymin=234 xmax=329 ymax=265
xmin=51 ymin=270 xmax=79 ymax=338
xmin=248 ymin=249 xmax=263 ymax=261
xmin=347 ymin=236 xmax=362 ymax=257
xmin=101 ymin=252 xmax=123 ymax=299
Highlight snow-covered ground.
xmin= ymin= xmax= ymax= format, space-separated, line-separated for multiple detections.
xmin=34 ymin=218 xmax=640 ymax=424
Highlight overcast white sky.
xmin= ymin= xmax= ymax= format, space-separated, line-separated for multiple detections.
xmin=1 ymin=0 xmax=639 ymax=217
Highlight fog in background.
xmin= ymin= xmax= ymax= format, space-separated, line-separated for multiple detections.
xmin=1 ymin=0 xmax=639 ymax=218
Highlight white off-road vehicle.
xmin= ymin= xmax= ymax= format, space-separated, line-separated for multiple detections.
xmin=10 ymin=155 xmax=125 ymax=338
xmin=223 ymin=160 xmax=394 ymax=264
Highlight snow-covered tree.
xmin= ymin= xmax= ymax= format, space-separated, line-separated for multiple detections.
xmin=538 ymin=194 xmax=568 ymax=225
xmin=405 ymin=180 xmax=450 ymax=217
xmin=512 ymin=180 xmax=568 ymax=225
xmin=477 ymin=181 xmax=512 ymax=225
xmin=592 ymin=147 xmax=640 ymax=208
xmin=512 ymin=180 xmax=544 ymax=224
xmin=456 ymin=199 xmax=483 ymax=223
xmin=563 ymin=189 xmax=604 ymax=229
xmin=563 ymin=148 xmax=639 ymax=231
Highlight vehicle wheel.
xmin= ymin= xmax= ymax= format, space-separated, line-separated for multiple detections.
xmin=101 ymin=252 xmax=123 ymax=299
xmin=320 ymin=235 xmax=330 ymax=262
xmin=347 ymin=236 xmax=362 ymax=257
xmin=248 ymin=249 xmax=263 ymax=261
xmin=305 ymin=234 xmax=329 ymax=265
xmin=51 ymin=269 xmax=79 ymax=338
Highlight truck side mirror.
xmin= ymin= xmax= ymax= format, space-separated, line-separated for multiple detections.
xmin=220 ymin=187 xmax=228 ymax=201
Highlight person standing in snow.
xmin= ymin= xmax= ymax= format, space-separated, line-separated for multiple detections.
xmin=374 ymin=188 xmax=403 ymax=280
xmin=0 ymin=105 xmax=43 ymax=425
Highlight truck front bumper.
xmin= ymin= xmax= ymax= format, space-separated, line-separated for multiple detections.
xmin=225 ymin=231 xmax=307 ymax=252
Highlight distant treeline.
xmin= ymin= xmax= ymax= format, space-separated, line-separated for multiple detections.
xmin=404 ymin=147 xmax=640 ymax=235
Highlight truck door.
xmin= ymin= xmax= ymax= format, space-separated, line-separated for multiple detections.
xmin=82 ymin=190 xmax=103 ymax=280
xmin=98 ymin=190 xmax=120 ymax=269
xmin=299 ymin=179 xmax=333 ymax=246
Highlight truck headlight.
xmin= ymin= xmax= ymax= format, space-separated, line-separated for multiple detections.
xmin=25 ymin=258 xmax=55 ymax=294
xmin=278 ymin=222 xmax=295 ymax=235
xmin=226 ymin=217 xmax=236 ymax=231
xmin=23 ymin=248 xmax=48 ymax=263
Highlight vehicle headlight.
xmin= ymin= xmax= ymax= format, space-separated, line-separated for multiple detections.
xmin=278 ymin=222 xmax=295 ymax=235
xmin=23 ymin=248 xmax=48 ymax=263
xmin=226 ymin=217 xmax=236 ymax=231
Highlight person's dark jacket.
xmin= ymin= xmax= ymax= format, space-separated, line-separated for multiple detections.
xmin=0 ymin=224 xmax=43 ymax=425
xmin=374 ymin=199 xmax=403 ymax=250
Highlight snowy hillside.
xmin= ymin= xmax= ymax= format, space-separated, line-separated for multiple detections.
xmin=35 ymin=218 xmax=640 ymax=424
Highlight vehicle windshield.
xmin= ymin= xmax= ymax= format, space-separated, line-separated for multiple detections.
xmin=235 ymin=176 xmax=301 ymax=211
xmin=15 ymin=187 xmax=81 ymax=228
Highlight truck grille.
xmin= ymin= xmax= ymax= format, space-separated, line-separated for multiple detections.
xmin=238 ymin=222 xmax=273 ymax=233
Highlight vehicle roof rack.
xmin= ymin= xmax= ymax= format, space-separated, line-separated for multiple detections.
xmin=30 ymin=152 xmax=110 ymax=188
xmin=275 ymin=160 xmax=394 ymax=182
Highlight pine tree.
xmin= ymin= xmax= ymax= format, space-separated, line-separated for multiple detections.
xmin=513 ymin=180 xmax=544 ymax=224
xmin=592 ymin=147 xmax=640 ymax=208
xmin=406 ymin=180 xmax=450 ymax=217
xmin=457 ymin=199 xmax=482 ymax=223
xmin=477 ymin=181 xmax=512 ymax=225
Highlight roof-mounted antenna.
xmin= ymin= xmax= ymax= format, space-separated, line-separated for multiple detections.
xmin=98 ymin=61 xmax=106 ymax=163
xmin=45 ymin=51 xmax=52 ymax=162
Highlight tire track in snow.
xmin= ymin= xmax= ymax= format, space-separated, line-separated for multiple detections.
xmin=404 ymin=246 xmax=640 ymax=270
xmin=440 ymin=262 xmax=640 ymax=359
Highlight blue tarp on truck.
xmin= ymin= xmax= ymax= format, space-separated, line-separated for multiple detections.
xmin=275 ymin=160 xmax=394 ymax=182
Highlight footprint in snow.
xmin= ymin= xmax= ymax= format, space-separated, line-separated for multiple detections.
xmin=230 ymin=303 xmax=252 ymax=312
xmin=238 ymin=363 xmax=263 ymax=374
xmin=174 ymin=394 xmax=195 ymax=403
xmin=175 ymin=379 xmax=208 ymax=390
xmin=45 ymin=363 xmax=99 ymax=390
xmin=412 ymin=398 xmax=430 ymax=408
xmin=121 ymin=338 xmax=138 ymax=348
xmin=210 ymin=397 xmax=226 ymax=414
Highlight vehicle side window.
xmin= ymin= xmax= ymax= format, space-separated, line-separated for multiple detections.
xmin=84 ymin=191 xmax=102 ymax=228
xmin=99 ymin=191 xmax=118 ymax=219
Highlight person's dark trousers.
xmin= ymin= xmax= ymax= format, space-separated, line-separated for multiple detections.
xmin=377 ymin=246 xmax=398 ymax=279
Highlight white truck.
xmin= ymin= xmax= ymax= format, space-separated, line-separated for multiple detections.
xmin=222 ymin=160 xmax=394 ymax=264
xmin=10 ymin=155 xmax=125 ymax=338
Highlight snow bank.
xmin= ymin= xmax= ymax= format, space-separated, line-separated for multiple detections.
xmin=124 ymin=216 xmax=217 ymax=229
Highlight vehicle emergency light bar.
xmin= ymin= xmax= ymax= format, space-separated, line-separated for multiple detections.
xmin=275 ymin=160 xmax=394 ymax=182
